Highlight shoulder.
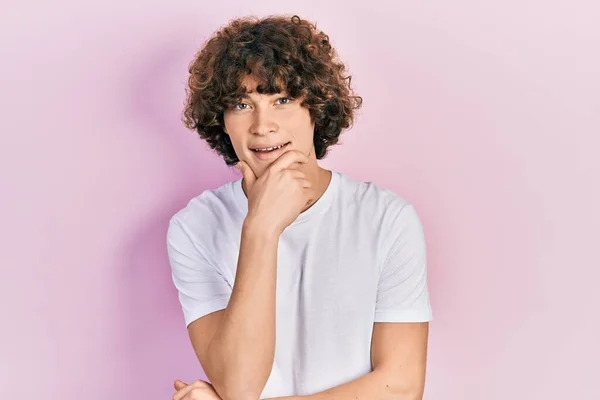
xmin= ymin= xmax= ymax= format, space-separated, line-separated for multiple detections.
xmin=167 ymin=179 xmax=243 ymax=241
xmin=336 ymin=172 xmax=413 ymax=218
xmin=334 ymin=172 xmax=424 ymax=246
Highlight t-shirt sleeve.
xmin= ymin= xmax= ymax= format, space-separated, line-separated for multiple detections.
xmin=374 ymin=204 xmax=433 ymax=323
xmin=167 ymin=217 xmax=232 ymax=327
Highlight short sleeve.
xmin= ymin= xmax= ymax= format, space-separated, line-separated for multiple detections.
xmin=167 ymin=217 xmax=232 ymax=327
xmin=374 ymin=204 xmax=433 ymax=323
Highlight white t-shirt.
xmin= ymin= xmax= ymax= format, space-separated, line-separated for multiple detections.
xmin=167 ymin=171 xmax=433 ymax=398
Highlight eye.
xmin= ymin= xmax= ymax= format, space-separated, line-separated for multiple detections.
xmin=276 ymin=97 xmax=292 ymax=105
xmin=231 ymin=103 xmax=249 ymax=110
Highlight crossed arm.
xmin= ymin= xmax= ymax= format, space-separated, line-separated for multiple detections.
xmin=178 ymin=311 xmax=429 ymax=400
xmin=264 ymin=321 xmax=429 ymax=400
xmin=169 ymin=202 xmax=431 ymax=400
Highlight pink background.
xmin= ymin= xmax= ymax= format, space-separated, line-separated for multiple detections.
xmin=2 ymin=1 xmax=599 ymax=399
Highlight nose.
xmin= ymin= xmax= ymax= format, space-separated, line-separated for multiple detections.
xmin=250 ymin=107 xmax=278 ymax=136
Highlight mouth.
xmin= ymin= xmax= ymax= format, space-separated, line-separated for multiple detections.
xmin=249 ymin=142 xmax=291 ymax=161
xmin=250 ymin=142 xmax=290 ymax=153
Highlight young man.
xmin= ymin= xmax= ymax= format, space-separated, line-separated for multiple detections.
xmin=167 ymin=15 xmax=433 ymax=400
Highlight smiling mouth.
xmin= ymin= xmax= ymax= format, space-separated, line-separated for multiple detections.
xmin=251 ymin=142 xmax=290 ymax=152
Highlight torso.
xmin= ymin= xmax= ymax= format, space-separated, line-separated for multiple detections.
xmin=172 ymin=171 xmax=415 ymax=397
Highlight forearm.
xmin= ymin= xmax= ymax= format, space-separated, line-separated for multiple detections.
xmin=266 ymin=369 xmax=423 ymax=400
xmin=207 ymin=220 xmax=279 ymax=400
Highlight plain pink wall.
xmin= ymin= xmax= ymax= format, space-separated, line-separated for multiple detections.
xmin=1 ymin=1 xmax=599 ymax=399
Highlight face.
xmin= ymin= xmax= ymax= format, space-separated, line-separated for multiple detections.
xmin=223 ymin=75 xmax=316 ymax=177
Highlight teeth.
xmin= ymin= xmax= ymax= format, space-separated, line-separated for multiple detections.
xmin=253 ymin=144 xmax=285 ymax=152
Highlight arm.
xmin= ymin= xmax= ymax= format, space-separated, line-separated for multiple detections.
xmin=267 ymin=203 xmax=432 ymax=400
xmin=173 ymin=321 xmax=428 ymax=400
xmin=266 ymin=321 xmax=429 ymax=400
xmin=188 ymin=222 xmax=279 ymax=400
xmin=173 ymin=180 xmax=430 ymax=400
xmin=174 ymin=151 xmax=312 ymax=400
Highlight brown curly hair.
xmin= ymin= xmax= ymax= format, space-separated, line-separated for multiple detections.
xmin=182 ymin=14 xmax=362 ymax=166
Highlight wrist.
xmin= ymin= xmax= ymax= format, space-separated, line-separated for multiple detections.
xmin=242 ymin=216 xmax=281 ymax=241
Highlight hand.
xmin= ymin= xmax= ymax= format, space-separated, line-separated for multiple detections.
xmin=237 ymin=150 xmax=313 ymax=235
xmin=172 ymin=379 xmax=222 ymax=400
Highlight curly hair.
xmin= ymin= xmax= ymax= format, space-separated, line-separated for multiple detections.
xmin=182 ymin=14 xmax=362 ymax=166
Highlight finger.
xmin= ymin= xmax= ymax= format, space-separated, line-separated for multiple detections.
xmin=269 ymin=150 xmax=309 ymax=172
xmin=174 ymin=379 xmax=187 ymax=391
xmin=287 ymin=148 xmax=312 ymax=171
xmin=300 ymin=178 xmax=312 ymax=189
xmin=284 ymin=169 xmax=306 ymax=180
xmin=236 ymin=160 xmax=257 ymax=189
xmin=286 ymin=161 xmax=305 ymax=171
xmin=173 ymin=380 xmax=206 ymax=400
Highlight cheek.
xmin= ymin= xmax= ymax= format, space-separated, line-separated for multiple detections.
xmin=285 ymin=110 xmax=314 ymax=140
xmin=223 ymin=117 xmax=245 ymax=144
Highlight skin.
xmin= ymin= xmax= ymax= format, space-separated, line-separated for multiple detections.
xmin=172 ymin=75 xmax=429 ymax=400
xmin=173 ymin=320 xmax=429 ymax=400
xmin=172 ymin=75 xmax=336 ymax=400
xmin=223 ymin=74 xmax=332 ymax=207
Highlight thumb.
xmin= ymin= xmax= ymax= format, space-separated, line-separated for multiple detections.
xmin=236 ymin=160 xmax=257 ymax=189
xmin=174 ymin=379 xmax=187 ymax=390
